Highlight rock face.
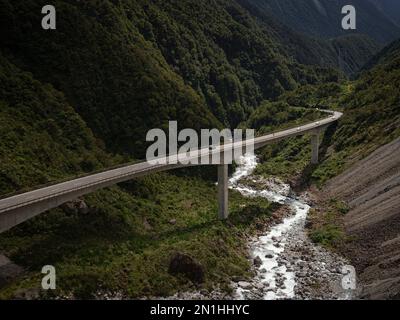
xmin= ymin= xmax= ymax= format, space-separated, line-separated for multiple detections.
xmin=0 ymin=255 xmax=24 ymax=288
xmin=61 ymin=199 xmax=90 ymax=215
xmin=168 ymin=253 xmax=205 ymax=284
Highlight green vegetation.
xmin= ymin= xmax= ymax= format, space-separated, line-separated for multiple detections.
xmin=0 ymin=53 xmax=115 ymax=195
xmin=252 ymin=40 xmax=400 ymax=185
xmin=311 ymin=40 xmax=400 ymax=184
xmin=238 ymin=101 xmax=326 ymax=179
xmin=0 ymin=0 xmax=348 ymax=153
xmin=1 ymin=0 xmax=220 ymax=157
xmin=0 ymin=172 xmax=279 ymax=299
xmin=0 ymin=0 xmax=398 ymax=300
xmin=243 ymin=101 xmax=325 ymax=135
xmin=308 ymin=198 xmax=349 ymax=249
xmin=309 ymin=224 xmax=345 ymax=248
xmin=0 ymin=48 xmax=281 ymax=299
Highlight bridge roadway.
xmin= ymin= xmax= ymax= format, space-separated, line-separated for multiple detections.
xmin=0 ymin=110 xmax=342 ymax=233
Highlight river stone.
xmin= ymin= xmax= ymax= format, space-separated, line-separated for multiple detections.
xmin=61 ymin=199 xmax=90 ymax=215
xmin=253 ymin=256 xmax=262 ymax=267
xmin=238 ymin=281 xmax=252 ymax=290
xmin=264 ymin=251 xmax=274 ymax=259
xmin=254 ymin=283 xmax=264 ymax=290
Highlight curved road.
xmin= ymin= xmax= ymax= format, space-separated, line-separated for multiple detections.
xmin=0 ymin=110 xmax=342 ymax=233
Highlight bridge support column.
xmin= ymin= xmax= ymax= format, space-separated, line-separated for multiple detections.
xmin=311 ymin=133 xmax=320 ymax=164
xmin=218 ymin=164 xmax=229 ymax=220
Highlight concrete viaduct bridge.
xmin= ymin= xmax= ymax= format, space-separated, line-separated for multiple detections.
xmin=0 ymin=110 xmax=342 ymax=234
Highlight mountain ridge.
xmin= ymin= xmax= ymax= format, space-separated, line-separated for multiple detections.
xmin=246 ymin=0 xmax=400 ymax=44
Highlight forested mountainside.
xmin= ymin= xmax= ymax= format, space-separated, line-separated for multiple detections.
xmin=237 ymin=0 xmax=380 ymax=75
xmin=0 ymin=0 xmax=399 ymax=300
xmin=0 ymin=0 xmax=223 ymax=157
xmin=0 ymin=35 xmax=269 ymax=298
xmin=2 ymin=0 xmax=375 ymax=159
xmin=252 ymin=39 xmax=400 ymax=184
xmin=329 ymin=34 xmax=380 ymax=76
xmin=313 ymin=39 xmax=400 ymax=182
xmin=246 ymin=0 xmax=400 ymax=45
xmin=0 ymin=0 xmax=342 ymax=298
xmin=0 ymin=53 xmax=116 ymax=195
xmin=362 ymin=39 xmax=400 ymax=71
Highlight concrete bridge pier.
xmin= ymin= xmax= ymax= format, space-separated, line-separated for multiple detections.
xmin=217 ymin=164 xmax=229 ymax=220
xmin=311 ymin=132 xmax=320 ymax=164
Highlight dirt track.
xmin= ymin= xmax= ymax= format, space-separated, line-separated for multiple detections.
xmin=325 ymin=137 xmax=400 ymax=299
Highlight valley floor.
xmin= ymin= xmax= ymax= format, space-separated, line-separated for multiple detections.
xmin=1 ymin=137 xmax=399 ymax=300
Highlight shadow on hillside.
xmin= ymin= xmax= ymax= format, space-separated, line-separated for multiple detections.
xmin=293 ymin=122 xmax=338 ymax=192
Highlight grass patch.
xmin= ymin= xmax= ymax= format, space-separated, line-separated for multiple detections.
xmin=307 ymin=198 xmax=349 ymax=249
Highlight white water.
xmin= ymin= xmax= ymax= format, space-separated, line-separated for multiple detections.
xmin=230 ymin=154 xmax=311 ymax=300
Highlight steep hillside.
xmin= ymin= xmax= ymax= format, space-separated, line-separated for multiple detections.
xmin=3 ymin=0 xmax=380 ymax=148
xmin=245 ymin=38 xmax=400 ymax=299
xmin=312 ymin=40 xmax=400 ymax=183
xmin=251 ymin=38 xmax=399 ymax=185
xmin=0 ymin=0 xmax=398 ymax=300
xmin=0 ymin=49 xmax=280 ymax=299
xmin=0 ymin=53 xmax=112 ymax=195
xmin=246 ymin=0 xmax=400 ymax=44
xmin=362 ymin=39 xmax=400 ymax=71
xmin=369 ymin=0 xmax=400 ymax=26
xmin=323 ymin=138 xmax=400 ymax=299
xmin=0 ymin=0 xmax=332 ymax=298
xmin=318 ymin=39 xmax=400 ymax=299
xmin=330 ymin=34 xmax=380 ymax=76
xmin=0 ymin=0 xmax=306 ymax=150
xmin=0 ymin=0 xmax=220 ymax=157
xmin=238 ymin=0 xmax=380 ymax=75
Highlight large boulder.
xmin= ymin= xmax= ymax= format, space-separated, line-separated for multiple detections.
xmin=61 ymin=199 xmax=90 ymax=215
xmin=168 ymin=253 xmax=205 ymax=284
xmin=254 ymin=256 xmax=263 ymax=268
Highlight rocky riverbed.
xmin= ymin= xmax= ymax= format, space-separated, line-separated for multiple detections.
xmin=231 ymin=154 xmax=354 ymax=300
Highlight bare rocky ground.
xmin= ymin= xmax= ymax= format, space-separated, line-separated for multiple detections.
xmin=277 ymin=220 xmax=351 ymax=300
xmin=324 ymin=137 xmax=400 ymax=300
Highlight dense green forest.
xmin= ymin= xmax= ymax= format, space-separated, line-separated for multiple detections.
xmin=0 ymin=53 xmax=116 ymax=195
xmin=1 ymin=0 xmax=374 ymax=158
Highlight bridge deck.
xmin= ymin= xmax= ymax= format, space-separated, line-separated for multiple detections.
xmin=0 ymin=110 xmax=342 ymax=232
